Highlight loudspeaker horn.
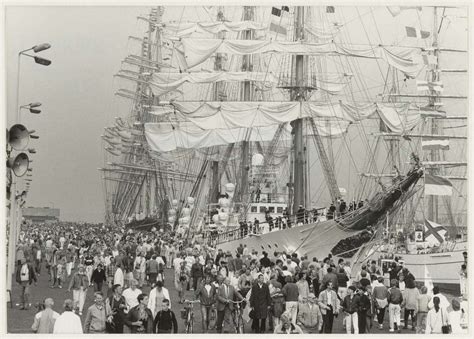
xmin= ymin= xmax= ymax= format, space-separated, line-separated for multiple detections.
xmin=8 ymin=124 xmax=30 ymax=150
xmin=7 ymin=152 xmax=29 ymax=177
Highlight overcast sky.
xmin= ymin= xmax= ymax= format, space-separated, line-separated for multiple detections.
xmin=5 ymin=6 xmax=148 ymax=221
xmin=4 ymin=4 xmax=470 ymax=223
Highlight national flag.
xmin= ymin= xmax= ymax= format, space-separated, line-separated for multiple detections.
xmin=271 ymin=7 xmax=282 ymax=16
xmin=406 ymin=26 xmax=430 ymax=39
xmin=424 ymin=219 xmax=447 ymax=245
xmin=326 ymin=6 xmax=335 ymax=13
xmin=424 ymin=174 xmax=453 ymax=196
xmin=270 ymin=6 xmax=289 ymax=36
xmin=422 ymin=137 xmax=450 ymax=150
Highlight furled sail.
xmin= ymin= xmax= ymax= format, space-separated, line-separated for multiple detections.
xmin=167 ymin=101 xmax=416 ymax=130
xmin=149 ymin=72 xmax=352 ymax=96
xmin=145 ymin=119 xmax=350 ymax=153
xmin=164 ymin=21 xmax=268 ymax=37
xmin=176 ymin=38 xmax=424 ymax=76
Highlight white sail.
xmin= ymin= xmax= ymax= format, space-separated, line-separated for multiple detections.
xmin=166 ymin=101 xmax=418 ymax=132
xmin=149 ymin=72 xmax=352 ymax=96
xmin=145 ymin=119 xmax=350 ymax=153
xmin=177 ymin=38 xmax=423 ymax=76
xmin=164 ymin=21 xmax=268 ymax=37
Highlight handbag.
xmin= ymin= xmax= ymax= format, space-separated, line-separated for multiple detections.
xmin=441 ymin=309 xmax=451 ymax=334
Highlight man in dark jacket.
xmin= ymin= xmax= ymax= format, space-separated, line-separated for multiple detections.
xmin=191 ymin=257 xmax=204 ymax=291
xmin=249 ymin=274 xmax=272 ymax=333
xmin=16 ymin=258 xmax=37 ymax=310
xmin=153 ymin=299 xmax=178 ymax=333
xmin=259 ymin=252 xmax=271 ymax=268
xmin=91 ymin=263 xmax=107 ymax=292
xmin=341 ymin=286 xmax=360 ymax=334
xmin=195 ymin=275 xmax=216 ymax=333
xmin=216 ymin=275 xmax=244 ymax=333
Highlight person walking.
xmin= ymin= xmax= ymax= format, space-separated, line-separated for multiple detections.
xmin=372 ymin=276 xmax=389 ymax=329
xmin=106 ymin=284 xmax=127 ymax=333
xmin=146 ymin=254 xmax=160 ymax=287
xmin=84 ymin=291 xmax=112 ymax=333
xmin=282 ymin=275 xmax=299 ymax=324
xmin=249 ymin=273 xmax=272 ymax=333
xmin=148 ymin=280 xmax=171 ymax=318
xmin=341 ymin=286 xmax=359 ymax=334
xmin=296 ymin=272 xmax=310 ymax=302
xmin=195 ymin=274 xmax=217 ymax=333
xmin=216 ymin=276 xmax=244 ymax=333
xmin=84 ymin=251 xmax=94 ymax=285
xmin=448 ymin=298 xmax=467 ymax=334
xmin=91 ymin=263 xmax=107 ymax=292
xmin=387 ymin=279 xmax=403 ymax=333
xmin=31 ymin=298 xmax=59 ymax=333
xmin=53 ymin=299 xmax=83 ymax=334
xmin=152 ymin=298 xmax=178 ymax=333
xmin=123 ymin=279 xmax=142 ymax=312
xmin=177 ymin=261 xmax=189 ymax=303
xmin=402 ymin=281 xmax=419 ymax=330
xmin=415 ymin=286 xmax=430 ymax=334
xmin=358 ymin=286 xmax=372 ymax=333
xmin=296 ymin=293 xmax=323 ymax=333
xmin=318 ymin=281 xmax=340 ymax=333
xmin=191 ymin=256 xmax=204 ymax=291
xmin=67 ymin=264 xmax=89 ymax=316
xmin=16 ymin=258 xmax=37 ymax=310
xmin=114 ymin=263 xmax=125 ymax=288
xmin=125 ymin=293 xmax=154 ymax=333
xmin=425 ymin=297 xmax=448 ymax=334
xmin=133 ymin=253 xmax=146 ymax=288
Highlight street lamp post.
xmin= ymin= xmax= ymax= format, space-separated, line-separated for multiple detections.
xmin=8 ymin=42 xmax=51 ymax=293
xmin=15 ymin=43 xmax=51 ymax=123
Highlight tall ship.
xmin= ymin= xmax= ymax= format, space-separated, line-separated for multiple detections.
xmin=100 ymin=6 xmax=468 ymax=292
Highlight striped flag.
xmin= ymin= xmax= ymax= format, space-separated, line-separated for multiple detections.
xmin=425 ymin=174 xmax=453 ymax=196
xmin=422 ymin=137 xmax=449 ymax=150
xmin=406 ymin=26 xmax=430 ymax=39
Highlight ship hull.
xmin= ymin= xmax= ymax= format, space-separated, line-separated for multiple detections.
xmin=216 ymin=219 xmax=363 ymax=261
xmin=368 ymin=243 xmax=467 ymax=294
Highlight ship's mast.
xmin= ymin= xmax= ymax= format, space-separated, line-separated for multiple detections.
xmin=291 ymin=6 xmax=306 ymax=215
xmin=428 ymin=6 xmax=440 ymax=222
xmin=209 ymin=8 xmax=227 ymax=204
xmin=238 ymin=6 xmax=254 ymax=208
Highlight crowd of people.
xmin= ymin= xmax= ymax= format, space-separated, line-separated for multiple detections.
xmin=13 ymin=220 xmax=468 ymax=334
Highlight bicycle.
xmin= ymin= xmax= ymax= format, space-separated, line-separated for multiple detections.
xmin=230 ymin=299 xmax=246 ymax=334
xmin=182 ymin=299 xmax=200 ymax=333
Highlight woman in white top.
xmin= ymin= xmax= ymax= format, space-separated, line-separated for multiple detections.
xmin=448 ymin=298 xmax=467 ymax=334
xmin=425 ymin=297 xmax=448 ymax=334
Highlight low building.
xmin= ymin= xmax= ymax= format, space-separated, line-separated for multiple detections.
xmin=22 ymin=207 xmax=60 ymax=223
